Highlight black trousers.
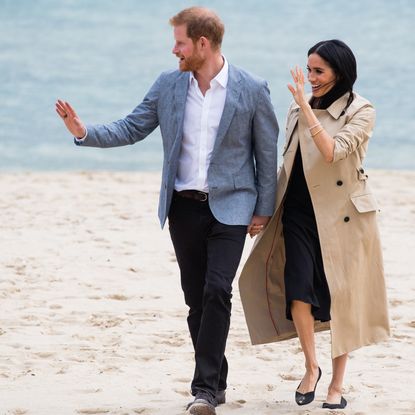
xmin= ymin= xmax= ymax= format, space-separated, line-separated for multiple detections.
xmin=168 ymin=192 xmax=247 ymax=397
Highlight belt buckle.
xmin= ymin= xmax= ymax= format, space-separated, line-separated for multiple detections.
xmin=197 ymin=191 xmax=208 ymax=202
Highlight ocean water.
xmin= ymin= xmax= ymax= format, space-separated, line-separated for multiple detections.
xmin=1 ymin=0 xmax=414 ymax=171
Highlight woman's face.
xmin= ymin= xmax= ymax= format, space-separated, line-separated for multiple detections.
xmin=307 ymin=53 xmax=337 ymax=97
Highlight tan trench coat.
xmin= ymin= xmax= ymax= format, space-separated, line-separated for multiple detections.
xmin=239 ymin=92 xmax=390 ymax=358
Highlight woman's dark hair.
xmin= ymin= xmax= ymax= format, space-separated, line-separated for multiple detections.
xmin=308 ymin=39 xmax=357 ymax=110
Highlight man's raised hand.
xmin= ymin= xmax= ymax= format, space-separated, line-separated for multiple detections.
xmin=55 ymin=100 xmax=87 ymax=139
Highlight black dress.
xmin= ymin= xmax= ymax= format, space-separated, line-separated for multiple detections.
xmin=282 ymin=147 xmax=331 ymax=322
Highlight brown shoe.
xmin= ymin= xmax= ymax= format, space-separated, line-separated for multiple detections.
xmin=187 ymin=392 xmax=216 ymax=415
xmin=216 ymin=390 xmax=226 ymax=405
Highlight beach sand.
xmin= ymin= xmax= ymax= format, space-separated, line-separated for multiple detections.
xmin=0 ymin=170 xmax=414 ymax=415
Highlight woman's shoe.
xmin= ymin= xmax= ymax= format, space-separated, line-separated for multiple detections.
xmin=295 ymin=367 xmax=322 ymax=406
xmin=322 ymin=396 xmax=347 ymax=409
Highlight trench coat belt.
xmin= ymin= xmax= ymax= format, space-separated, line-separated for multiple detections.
xmin=174 ymin=190 xmax=209 ymax=202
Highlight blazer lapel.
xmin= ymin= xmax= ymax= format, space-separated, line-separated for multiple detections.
xmin=168 ymin=72 xmax=189 ymax=160
xmin=211 ymin=65 xmax=242 ymax=157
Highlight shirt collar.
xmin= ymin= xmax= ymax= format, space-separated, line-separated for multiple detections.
xmin=189 ymin=56 xmax=229 ymax=88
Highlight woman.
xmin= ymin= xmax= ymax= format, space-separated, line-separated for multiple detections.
xmin=239 ymin=39 xmax=389 ymax=409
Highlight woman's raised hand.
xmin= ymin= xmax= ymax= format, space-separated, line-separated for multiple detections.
xmin=287 ymin=66 xmax=308 ymax=108
xmin=55 ymin=100 xmax=87 ymax=139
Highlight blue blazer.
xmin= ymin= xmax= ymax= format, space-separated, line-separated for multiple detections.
xmin=78 ymin=64 xmax=279 ymax=227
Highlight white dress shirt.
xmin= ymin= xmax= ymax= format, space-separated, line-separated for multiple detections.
xmin=174 ymin=57 xmax=228 ymax=192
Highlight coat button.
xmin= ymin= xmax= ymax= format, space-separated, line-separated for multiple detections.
xmin=337 ymin=180 xmax=343 ymax=186
xmin=359 ymin=167 xmax=365 ymax=173
xmin=344 ymin=216 xmax=350 ymax=222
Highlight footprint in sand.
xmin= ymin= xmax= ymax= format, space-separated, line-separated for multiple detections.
xmin=173 ymin=377 xmax=190 ymax=384
xmin=88 ymin=314 xmax=124 ymax=328
xmin=33 ymin=351 xmax=55 ymax=359
xmin=107 ymin=294 xmax=129 ymax=301
xmin=134 ymin=387 xmax=162 ymax=395
xmin=256 ymin=355 xmax=273 ymax=361
xmin=174 ymin=388 xmax=190 ymax=397
xmin=226 ymin=400 xmax=246 ymax=409
xmin=159 ymin=338 xmax=186 ymax=347
xmin=389 ymin=299 xmax=403 ymax=307
xmin=76 ymin=409 xmax=110 ymax=414
xmin=362 ymin=382 xmax=383 ymax=389
xmin=55 ymin=367 xmax=67 ymax=374
xmin=393 ymin=333 xmax=410 ymax=339
xmin=279 ymin=373 xmax=299 ymax=381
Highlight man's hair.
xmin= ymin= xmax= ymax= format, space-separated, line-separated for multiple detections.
xmin=169 ymin=7 xmax=225 ymax=51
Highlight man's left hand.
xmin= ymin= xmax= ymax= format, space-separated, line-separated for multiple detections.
xmin=247 ymin=215 xmax=271 ymax=238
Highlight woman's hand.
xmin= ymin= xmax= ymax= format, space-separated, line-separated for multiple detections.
xmin=55 ymin=99 xmax=87 ymax=139
xmin=287 ymin=66 xmax=308 ymax=108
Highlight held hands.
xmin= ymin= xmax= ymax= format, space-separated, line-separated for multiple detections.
xmin=287 ymin=66 xmax=308 ymax=108
xmin=55 ymin=100 xmax=86 ymax=139
xmin=247 ymin=215 xmax=270 ymax=238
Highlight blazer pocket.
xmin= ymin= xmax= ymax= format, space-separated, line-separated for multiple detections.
xmin=234 ymin=173 xmax=255 ymax=190
xmin=350 ymin=192 xmax=379 ymax=213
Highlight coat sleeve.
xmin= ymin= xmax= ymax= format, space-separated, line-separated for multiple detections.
xmin=251 ymin=81 xmax=279 ymax=216
xmin=76 ymin=74 xmax=163 ymax=148
xmin=332 ymin=103 xmax=376 ymax=163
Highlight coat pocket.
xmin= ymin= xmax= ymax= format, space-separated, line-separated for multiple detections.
xmin=350 ymin=192 xmax=379 ymax=213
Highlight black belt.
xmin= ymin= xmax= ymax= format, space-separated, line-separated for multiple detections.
xmin=175 ymin=190 xmax=209 ymax=202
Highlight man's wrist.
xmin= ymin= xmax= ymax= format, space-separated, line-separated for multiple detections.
xmin=75 ymin=127 xmax=88 ymax=141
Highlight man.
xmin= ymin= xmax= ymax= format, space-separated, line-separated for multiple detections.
xmin=56 ymin=7 xmax=278 ymax=415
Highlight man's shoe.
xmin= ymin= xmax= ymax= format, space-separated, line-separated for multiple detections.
xmin=186 ymin=391 xmax=217 ymax=415
xmin=216 ymin=389 xmax=226 ymax=405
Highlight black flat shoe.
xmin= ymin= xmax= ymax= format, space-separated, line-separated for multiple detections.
xmin=295 ymin=367 xmax=322 ymax=406
xmin=322 ymin=396 xmax=347 ymax=409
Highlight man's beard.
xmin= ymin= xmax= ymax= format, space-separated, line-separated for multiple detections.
xmin=179 ymin=51 xmax=205 ymax=72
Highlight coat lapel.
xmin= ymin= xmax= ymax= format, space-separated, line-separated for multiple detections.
xmin=211 ymin=65 xmax=242 ymax=157
xmin=283 ymin=105 xmax=300 ymax=156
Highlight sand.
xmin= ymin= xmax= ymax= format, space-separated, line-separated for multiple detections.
xmin=0 ymin=169 xmax=414 ymax=415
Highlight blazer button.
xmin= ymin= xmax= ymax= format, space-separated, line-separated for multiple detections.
xmin=337 ymin=180 xmax=343 ymax=186
xmin=344 ymin=216 xmax=350 ymax=222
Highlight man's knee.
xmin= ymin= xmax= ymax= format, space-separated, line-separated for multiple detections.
xmin=203 ymin=280 xmax=232 ymax=305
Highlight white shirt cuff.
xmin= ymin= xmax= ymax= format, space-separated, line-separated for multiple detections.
xmin=74 ymin=128 xmax=88 ymax=143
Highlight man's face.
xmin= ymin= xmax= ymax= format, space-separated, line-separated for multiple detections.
xmin=172 ymin=24 xmax=204 ymax=72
